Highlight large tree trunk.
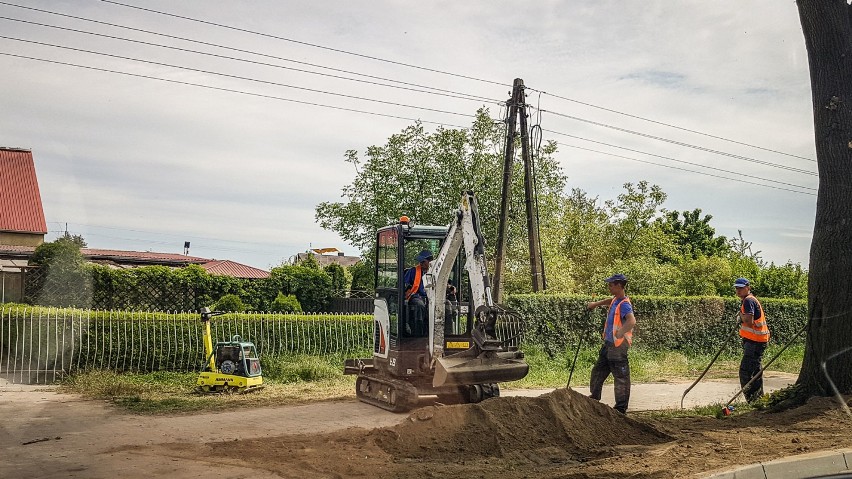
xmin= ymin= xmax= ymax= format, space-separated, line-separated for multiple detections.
xmin=797 ymin=0 xmax=852 ymax=395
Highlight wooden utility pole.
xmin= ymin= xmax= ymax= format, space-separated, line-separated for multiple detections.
xmin=519 ymin=85 xmax=544 ymax=292
xmin=493 ymin=78 xmax=545 ymax=302
xmin=492 ymin=79 xmax=520 ymax=302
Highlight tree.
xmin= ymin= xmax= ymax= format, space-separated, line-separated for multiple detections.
xmin=315 ymin=109 xmax=567 ymax=261
xmin=324 ymin=263 xmax=347 ymax=292
xmin=27 ymin=237 xmax=92 ymax=307
xmin=348 ymin=260 xmax=374 ymax=294
xmin=656 ymin=209 xmax=730 ymax=260
xmin=605 ymin=181 xmax=670 ymax=261
xmin=796 ymin=0 xmax=852 ymax=396
xmin=269 ymin=264 xmax=332 ymax=312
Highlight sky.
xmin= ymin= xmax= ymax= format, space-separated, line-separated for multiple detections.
xmin=0 ymin=1 xmax=818 ymax=271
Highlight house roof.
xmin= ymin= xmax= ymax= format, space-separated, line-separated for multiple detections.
xmin=81 ymin=248 xmax=211 ymax=266
xmin=0 ymin=148 xmax=47 ymax=234
xmin=201 ymin=260 xmax=270 ymax=279
xmin=296 ymin=251 xmax=361 ymax=268
xmin=0 ymin=244 xmax=36 ymax=258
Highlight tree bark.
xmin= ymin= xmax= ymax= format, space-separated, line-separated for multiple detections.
xmin=797 ymin=0 xmax=852 ymax=395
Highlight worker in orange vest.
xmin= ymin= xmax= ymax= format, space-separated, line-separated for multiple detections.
xmin=734 ymin=277 xmax=770 ymax=403
xmin=403 ymin=250 xmax=433 ymax=336
xmin=586 ymin=273 xmax=636 ymax=414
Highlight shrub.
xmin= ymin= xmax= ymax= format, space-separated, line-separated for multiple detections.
xmin=213 ymin=294 xmax=246 ymax=313
xmin=270 ymin=293 xmax=302 ymax=313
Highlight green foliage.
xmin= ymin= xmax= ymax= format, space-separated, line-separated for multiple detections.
xmin=26 ymin=237 xmax=92 ymax=307
xmin=605 ymin=181 xmax=670 ymax=261
xmin=270 ymin=264 xmax=332 ymax=312
xmin=656 ymin=208 xmax=730 ymax=260
xmin=214 ymin=294 xmax=246 ymax=313
xmin=262 ymin=354 xmax=342 ymax=382
xmin=324 ymin=263 xmax=346 ymax=291
xmin=349 ymin=260 xmax=374 ymax=293
xmin=506 ymin=293 xmax=808 ymax=356
xmin=314 ymin=109 xmax=567 ymax=258
xmin=754 ymin=262 xmax=808 ymax=299
xmin=270 ymin=293 xmax=302 ymax=313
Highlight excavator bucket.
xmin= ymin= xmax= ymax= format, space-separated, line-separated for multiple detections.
xmin=433 ymin=351 xmax=529 ymax=387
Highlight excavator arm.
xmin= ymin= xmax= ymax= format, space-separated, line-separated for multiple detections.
xmin=423 ymin=191 xmax=528 ymax=387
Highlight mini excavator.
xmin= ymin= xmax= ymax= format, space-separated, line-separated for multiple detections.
xmin=344 ymin=191 xmax=529 ymax=412
xmin=196 ymin=307 xmax=263 ymax=393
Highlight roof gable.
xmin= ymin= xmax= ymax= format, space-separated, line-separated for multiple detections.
xmin=0 ymin=148 xmax=47 ymax=234
xmin=201 ymin=260 xmax=270 ymax=279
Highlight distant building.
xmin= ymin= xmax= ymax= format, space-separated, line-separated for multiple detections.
xmin=295 ymin=247 xmax=361 ymax=268
xmin=81 ymin=248 xmax=269 ymax=279
xmin=0 ymin=146 xmax=269 ymax=304
xmin=0 ymin=147 xmax=47 ymax=302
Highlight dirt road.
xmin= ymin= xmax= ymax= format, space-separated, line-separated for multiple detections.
xmin=3 ymin=375 xmax=851 ymax=478
xmin=0 ymin=385 xmax=403 ymax=478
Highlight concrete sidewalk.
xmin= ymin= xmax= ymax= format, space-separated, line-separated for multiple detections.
xmin=503 ymin=371 xmax=799 ymax=411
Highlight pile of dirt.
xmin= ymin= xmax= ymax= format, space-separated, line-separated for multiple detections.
xmin=146 ymin=391 xmax=852 ymax=478
xmin=371 ymin=388 xmax=671 ymax=461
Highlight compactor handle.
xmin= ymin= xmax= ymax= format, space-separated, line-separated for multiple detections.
xmin=200 ymin=307 xmax=226 ymax=322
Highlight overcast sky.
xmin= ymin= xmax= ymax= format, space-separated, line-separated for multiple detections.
xmin=0 ymin=1 xmax=817 ymax=271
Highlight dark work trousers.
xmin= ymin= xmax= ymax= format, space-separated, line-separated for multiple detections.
xmin=407 ymin=296 xmax=427 ymax=336
xmin=740 ymin=338 xmax=767 ymax=402
xmin=589 ymin=341 xmax=631 ymax=413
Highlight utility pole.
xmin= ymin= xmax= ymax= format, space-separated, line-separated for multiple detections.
xmin=493 ymin=79 xmax=521 ymax=303
xmin=519 ymin=84 xmax=544 ymax=293
xmin=493 ymin=78 xmax=545 ymax=302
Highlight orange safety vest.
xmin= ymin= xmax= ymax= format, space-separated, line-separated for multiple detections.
xmin=739 ymin=294 xmax=770 ymax=343
xmin=405 ymin=265 xmax=422 ymax=300
xmin=602 ymin=297 xmax=633 ymax=347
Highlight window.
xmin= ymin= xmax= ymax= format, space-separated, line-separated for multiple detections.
xmin=377 ymin=229 xmax=398 ymax=289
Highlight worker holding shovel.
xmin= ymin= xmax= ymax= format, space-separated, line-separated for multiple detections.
xmin=586 ymin=273 xmax=636 ymax=414
xmin=734 ymin=277 xmax=770 ymax=403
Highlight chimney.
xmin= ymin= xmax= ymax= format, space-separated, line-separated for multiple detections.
xmin=184 ymin=241 xmax=190 ymax=255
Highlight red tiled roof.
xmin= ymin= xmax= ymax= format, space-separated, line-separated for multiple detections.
xmin=0 ymin=148 xmax=47 ymax=234
xmin=81 ymin=248 xmax=211 ymax=265
xmin=201 ymin=260 xmax=270 ymax=279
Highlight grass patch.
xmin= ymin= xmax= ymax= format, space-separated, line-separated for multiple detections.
xmin=60 ymin=354 xmax=358 ymax=414
xmin=60 ymin=345 xmax=803 ymax=414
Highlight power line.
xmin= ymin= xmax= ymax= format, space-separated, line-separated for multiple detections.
xmin=97 ymin=0 xmax=812 ymax=164
xmin=531 ymin=89 xmax=815 ymax=163
xmin=0 ymin=15 xmax=503 ymax=105
xmin=539 ymin=109 xmax=817 ymax=176
xmin=541 ymin=127 xmax=816 ymax=192
xmin=100 ymin=0 xmax=510 ymax=87
xmin=1 ymin=1 xmax=810 ymax=166
xmin=0 ymin=2 xmax=499 ymax=103
xmin=0 ymin=35 xmax=477 ymax=118
xmin=553 ymin=141 xmax=815 ymax=196
xmin=0 ymin=51 xmax=470 ymax=129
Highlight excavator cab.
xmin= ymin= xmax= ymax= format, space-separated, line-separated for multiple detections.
xmin=345 ymin=192 xmax=528 ymax=412
xmin=376 ymin=221 xmax=470 ymax=344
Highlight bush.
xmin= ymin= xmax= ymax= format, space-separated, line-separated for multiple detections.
xmin=270 ymin=293 xmax=302 ymax=313
xmin=213 ymin=294 xmax=246 ymax=313
xmin=506 ymin=293 xmax=807 ymax=356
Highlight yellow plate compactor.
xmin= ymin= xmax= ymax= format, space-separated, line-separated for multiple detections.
xmin=196 ymin=307 xmax=263 ymax=393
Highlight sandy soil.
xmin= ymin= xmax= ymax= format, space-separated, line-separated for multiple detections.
xmin=2 ymin=385 xmax=851 ymax=479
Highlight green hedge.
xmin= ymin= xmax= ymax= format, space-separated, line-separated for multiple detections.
xmin=506 ymin=294 xmax=807 ymax=356
xmin=0 ymin=305 xmax=372 ymax=377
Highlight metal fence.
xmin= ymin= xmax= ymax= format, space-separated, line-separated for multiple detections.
xmin=0 ymin=308 xmax=373 ymax=384
xmin=0 ymin=307 xmax=527 ymax=384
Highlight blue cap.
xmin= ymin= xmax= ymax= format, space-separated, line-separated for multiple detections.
xmin=604 ymin=273 xmax=628 ymax=283
xmin=733 ymin=277 xmax=750 ymax=288
xmin=415 ymin=250 xmax=434 ymax=263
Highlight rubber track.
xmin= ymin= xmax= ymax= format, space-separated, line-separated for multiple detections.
xmin=355 ymin=373 xmax=418 ymax=413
